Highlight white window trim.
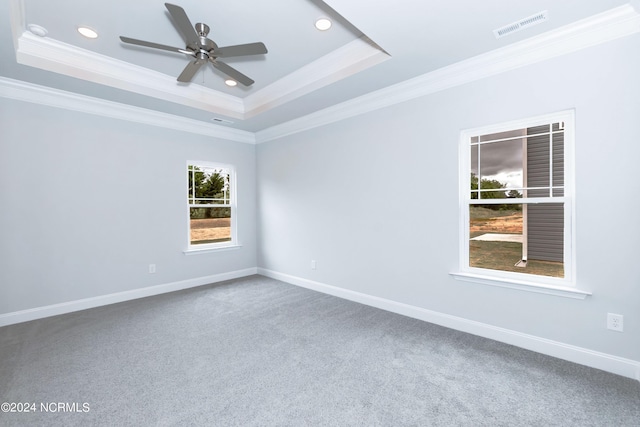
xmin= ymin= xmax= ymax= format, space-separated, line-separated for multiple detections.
xmin=183 ymin=244 xmax=242 ymax=255
xmin=185 ymin=160 xmax=238 ymax=253
xmin=452 ymin=110 xmax=590 ymax=298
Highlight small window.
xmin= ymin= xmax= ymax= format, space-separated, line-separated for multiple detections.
xmin=187 ymin=162 xmax=236 ymax=250
xmin=459 ymin=111 xmax=575 ymax=287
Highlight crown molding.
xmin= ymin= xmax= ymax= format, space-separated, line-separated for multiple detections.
xmin=15 ymin=32 xmax=246 ymax=119
xmin=243 ymin=37 xmax=389 ymax=118
xmin=11 ymin=1 xmax=387 ymax=122
xmin=255 ymin=3 xmax=640 ymax=143
xmin=8 ymin=0 xmax=24 ymax=50
xmin=0 ymin=77 xmax=256 ymax=144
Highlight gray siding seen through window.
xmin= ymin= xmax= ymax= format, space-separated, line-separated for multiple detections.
xmin=525 ymin=126 xmax=564 ymax=262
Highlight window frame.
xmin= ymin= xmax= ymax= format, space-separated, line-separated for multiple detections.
xmin=453 ymin=110 xmax=585 ymax=296
xmin=185 ymin=160 xmax=238 ymax=253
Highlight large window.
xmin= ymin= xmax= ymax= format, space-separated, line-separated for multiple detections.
xmin=458 ymin=111 xmax=575 ymax=288
xmin=187 ymin=162 xmax=236 ymax=250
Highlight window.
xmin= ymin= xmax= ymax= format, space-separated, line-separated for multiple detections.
xmin=187 ymin=162 xmax=236 ymax=250
xmin=458 ymin=111 xmax=575 ymax=289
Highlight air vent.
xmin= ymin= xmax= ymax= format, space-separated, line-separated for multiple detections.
xmin=211 ymin=117 xmax=234 ymax=125
xmin=493 ymin=11 xmax=548 ymax=39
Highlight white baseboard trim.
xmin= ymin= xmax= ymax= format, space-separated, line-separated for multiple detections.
xmin=258 ymin=268 xmax=640 ymax=382
xmin=0 ymin=267 xmax=258 ymax=327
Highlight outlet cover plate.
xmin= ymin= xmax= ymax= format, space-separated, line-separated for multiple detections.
xmin=607 ymin=313 xmax=623 ymax=332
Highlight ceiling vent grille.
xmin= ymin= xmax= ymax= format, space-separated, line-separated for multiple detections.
xmin=493 ymin=11 xmax=548 ymax=39
xmin=211 ymin=117 xmax=234 ymax=125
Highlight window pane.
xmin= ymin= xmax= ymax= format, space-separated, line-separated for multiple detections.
xmin=479 ymin=129 xmax=526 ymax=142
xmin=527 ymin=124 xmax=550 ymax=136
xmin=188 ymin=166 xmax=204 ymax=203
xmin=478 ymin=139 xmax=523 ymax=199
xmin=469 ymin=204 xmax=563 ymax=278
xmin=525 ymin=134 xmax=551 ymax=198
xmin=470 ymin=145 xmax=478 ymax=199
xmin=190 ymin=207 xmax=231 ymax=245
xmin=552 ymin=132 xmax=564 ymax=189
xmin=188 ymin=165 xmax=231 ymax=204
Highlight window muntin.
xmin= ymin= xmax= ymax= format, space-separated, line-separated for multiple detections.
xmin=187 ymin=162 xmax=236 ymax=249
xmin=461 ymin=112 xmax=574 ymax=286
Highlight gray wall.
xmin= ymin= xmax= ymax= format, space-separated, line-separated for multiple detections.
xmin=0 ymin=99 xmax=257 ymax=314
xmin=256 ymin=35 xmax=640 ymax=361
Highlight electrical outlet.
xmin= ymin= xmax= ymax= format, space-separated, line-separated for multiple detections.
xmin=149 ymin=264 xmax=156 ymax=274
xmin=607 ymin=313 xmax=623 ymax=332
xmin=311 ymin=260 xmax=316 ymax=270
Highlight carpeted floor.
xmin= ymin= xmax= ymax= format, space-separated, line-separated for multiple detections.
xmin=1 ymin=275 xmax=638 ymax=426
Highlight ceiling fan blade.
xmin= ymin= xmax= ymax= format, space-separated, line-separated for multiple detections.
xmin=120 ymin=36 xmax=189 ymax=54
xmin=165 ymin=3 xmax=199 ymax=45
xmin=216 ymin=42 xmax=268 ymax=58
xmin=210 ymin=59 xmax=254 ymax=86
xmin=177 ymin=60 xmax=205 ymax=82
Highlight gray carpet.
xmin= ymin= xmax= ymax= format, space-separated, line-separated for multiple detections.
xmin=1 ymin=275 xmax=638 ymax=426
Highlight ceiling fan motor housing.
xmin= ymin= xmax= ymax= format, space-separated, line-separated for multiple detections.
xmin=189 ymin=23 xmax=217 ymax=58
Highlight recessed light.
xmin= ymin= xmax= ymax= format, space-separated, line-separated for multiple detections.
xmin=77 ymin=26 xmax=98 ymax=39
xmin=27 ymin=24 xmax=48 ymax=37
xmin=225 ymin=79 xmax=238 ymax=87
xmin=315 ymin=18 xmax=332 ymax=31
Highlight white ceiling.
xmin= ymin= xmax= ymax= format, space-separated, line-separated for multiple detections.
xmin=1 ymin=0 xmax=636 ymax=133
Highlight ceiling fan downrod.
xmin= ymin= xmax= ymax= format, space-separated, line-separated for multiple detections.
xmin=195 ymin=23 xmax=210 ymax=37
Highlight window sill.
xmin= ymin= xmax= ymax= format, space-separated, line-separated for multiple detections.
xmin=449 ymin=272 xmax=591 ymax=299
xmin=183 ymin=244 xmax=242 ymax=255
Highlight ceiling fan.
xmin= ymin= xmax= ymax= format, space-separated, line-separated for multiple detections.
xmin=119 ymin=3 xmax=267 ymax=86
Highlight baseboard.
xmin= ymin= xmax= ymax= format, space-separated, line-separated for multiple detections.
xmin=0 ymin=267 xmax=258 ymax=327
xmin=258 ymin=268 xmax=640 ymax=382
